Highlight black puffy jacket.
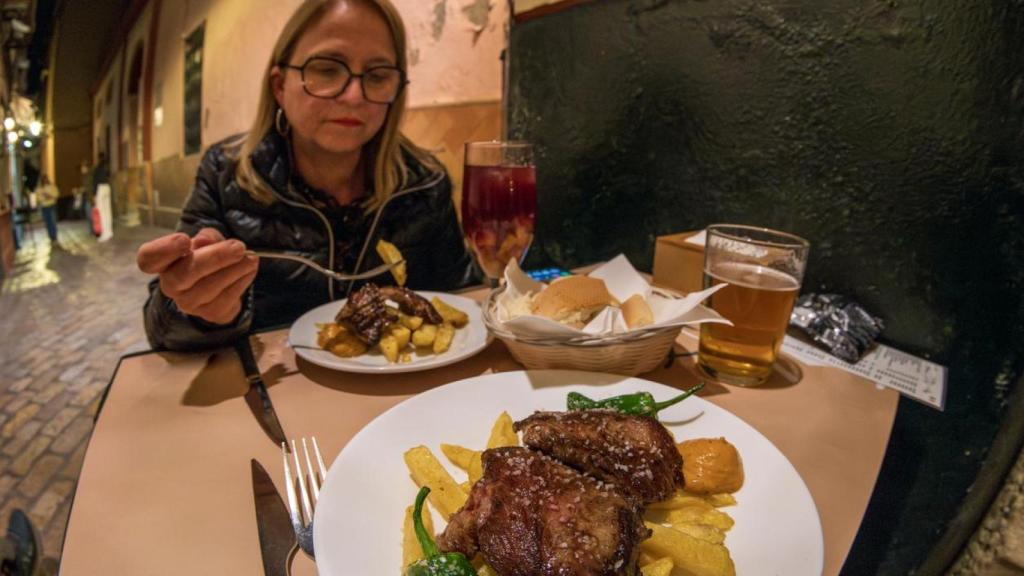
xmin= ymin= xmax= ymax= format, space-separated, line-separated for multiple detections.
xmin=143 ymin=132 xmax=474 ymax=351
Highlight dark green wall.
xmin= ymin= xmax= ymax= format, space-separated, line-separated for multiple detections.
xmin=509 ymin=1 xmax=1024 ymax=573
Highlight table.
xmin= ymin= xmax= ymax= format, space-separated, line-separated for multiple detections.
xmin=60 ymin=288 xmax=898 ymax=576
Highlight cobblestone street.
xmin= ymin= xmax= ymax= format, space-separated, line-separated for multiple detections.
xmin=0 ymin=219 xmax=165 ymax=564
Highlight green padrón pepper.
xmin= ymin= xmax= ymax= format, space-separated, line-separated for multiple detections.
xmin=566 ymin=382 xmax=705 ymax=418
xmin=405 ymin=486 xmax=477 ymax=576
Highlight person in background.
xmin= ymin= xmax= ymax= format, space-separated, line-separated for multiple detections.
xmin=79 ymin=159 xmax=94 ymax=224
xmin=136 ymin=0 xmax=473 ymax=352
xmin=5 ymin=192 xmax=18 ymax=251
xmin=34 ymin=175 xmax=59 ymax=244
xmin=89 ymin=153 xmax=108 ymax=238
xmin=92 ymin=152 xmax=109 ymax=189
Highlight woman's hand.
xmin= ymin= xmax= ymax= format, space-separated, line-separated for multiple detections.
xmin=137 ymin=228 xmax=259 ymax=325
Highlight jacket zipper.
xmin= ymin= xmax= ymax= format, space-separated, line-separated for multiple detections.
xmin=347 ymin=171 xmax=446 ymax=296
xmin=269 ymin=170 xmax=446 ymax=300
xmin=270 ymin=191 xmax=338 ymax=301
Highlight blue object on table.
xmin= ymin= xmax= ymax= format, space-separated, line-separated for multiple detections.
xmin=527 ymin=268 xmax=573 ymax=282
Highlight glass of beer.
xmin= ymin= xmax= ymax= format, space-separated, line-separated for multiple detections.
xmin=698 ymin=224 xmax=810 ymax=387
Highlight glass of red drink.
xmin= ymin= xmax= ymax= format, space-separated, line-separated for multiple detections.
xmin=461 ymin=141 xmax=537 ymax=285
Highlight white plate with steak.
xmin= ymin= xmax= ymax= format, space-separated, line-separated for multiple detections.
xmin=313 ymin=370 xmax=824 ymax=575
xmin=288 ymin=290 xmax=490 ymax=374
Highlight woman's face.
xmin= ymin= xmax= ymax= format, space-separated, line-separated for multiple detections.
xmin=272 ymin=1 xmax=397 ymax=157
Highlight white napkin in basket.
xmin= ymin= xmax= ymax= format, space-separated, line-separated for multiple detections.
xmin=494 ymin=256 xmax=731 ymax=341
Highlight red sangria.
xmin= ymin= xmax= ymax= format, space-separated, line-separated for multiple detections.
xmin=461 ymin=142 xmax=536 ymax=282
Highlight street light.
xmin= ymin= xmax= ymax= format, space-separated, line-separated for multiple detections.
xmin=6 ymin=131 xmax=18 ymax=144
xmin=28 ymin=121 xmax=40 ymax=136
xmin=22 ymin=140 xmax=32 ymax=149
xmin=3 ymin=118 xmax=14 ymax=131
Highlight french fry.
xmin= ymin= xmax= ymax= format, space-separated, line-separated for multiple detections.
xmin=379 ymin=333 xmax=400 ymax=363
xmin=476 ymin=565 xmax=500 ymax=576
xmin=440 ymin=443 xmax=477 ymax=472
xmin=663 ymin=504 xmax=735 ymax=531
xmin=705 ymin=493 xmax=737 ymax=508
xmin=640 ymin=557 xmax=674 ymax=576
xmin=398 ymin=312 xmax=424 ymax=331
xmin=412 ymin=324 xmax=438 ymax=348
xmin=671 ymin=522 xmax=726 ymax=545
xmin=402 ymin=503 xmax=435 ymax=567
xmin=639 ymin=551 xmax=660 ymax=566
xmin=486 ymin=411 xmax=518 ymax=449
xmin=390 ymin=324 xmax=412 ymax=350
xmin=468 ymin=451 xmax=484 ymax=484
xmin=433 ymin=322 xmax=456 ymax=354
xmin=403 ymin=446 xmax=468 ymax=519
xmin=641 ymin=522 xmax=736 ymax=576
xmin=648 ymin=490 xmax=711 ymax=511
xmin=375 ymin=239 xmax=407 ymax=286
xmin=431 ymin=297 xmax=469 ymax=327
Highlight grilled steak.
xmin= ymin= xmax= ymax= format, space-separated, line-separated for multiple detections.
xmin=438 ymin=447 xmax=648 ymax=576
xmin=335 ymin=283 xmax=389 ymax=345
xmin=379 ymin=286 xmax=443 ymax=324
xmin=515 ymin=410 xmax=683 ymax=504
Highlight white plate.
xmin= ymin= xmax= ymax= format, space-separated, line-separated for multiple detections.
xmin=313 ymin=370 xmax=825 ymax=576
xmin=288 ymin=291 xmax=491 ymax=374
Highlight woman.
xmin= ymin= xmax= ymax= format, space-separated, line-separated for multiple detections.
xmin=138 ymin=0 xmax=473 ymax=351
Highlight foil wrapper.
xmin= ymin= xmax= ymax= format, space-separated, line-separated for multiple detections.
xmin=789 ymin=293 xmax=885 ymax=363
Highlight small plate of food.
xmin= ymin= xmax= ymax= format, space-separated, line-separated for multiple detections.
xmin=288 ymin=284 xmax=491 ymax=374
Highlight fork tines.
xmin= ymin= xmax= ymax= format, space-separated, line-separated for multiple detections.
xmin=282 ymin=436 xmax=327 ymax=558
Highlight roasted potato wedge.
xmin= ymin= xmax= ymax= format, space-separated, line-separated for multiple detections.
xmin=431 ymin=297 xmax=469 ymax=327
xmin=379 ymin=334 xmax=400 ymax=363
xmin=433 ymin=323 xmax=456 ymax=354
xmin=316 ymin=322 xmax=367 ymax=357
xmin=376 ymin=239 xmax=407 ymax=286
xmin=398 ymin=312 xmax=424 ymax=331
xmin=390 ymin=324 xmax=412 ymax=350
xmin=412 ymin=323 xmax=438 ymax=348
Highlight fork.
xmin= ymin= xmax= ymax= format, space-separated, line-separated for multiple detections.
xmin=282 ymin=437 xmax=328 ymax=559
xmin=249 ymin=250 xmax=403 ymax=282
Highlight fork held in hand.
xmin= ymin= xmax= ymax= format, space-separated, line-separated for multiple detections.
xmin=282 ymin=437 xmax=327 ymax=559
xmin=249 ymin=250 xmax=403 ymax=282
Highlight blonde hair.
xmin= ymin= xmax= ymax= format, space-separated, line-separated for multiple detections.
xmin=234 ymin=0 xmax=441 ymax=211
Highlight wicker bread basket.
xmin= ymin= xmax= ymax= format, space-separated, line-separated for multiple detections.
xmin=482 ymin=287 xmax=682 ymax=376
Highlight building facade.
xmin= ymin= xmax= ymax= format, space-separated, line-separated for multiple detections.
xmin=73 ymin=0 xmax=506 ymax=228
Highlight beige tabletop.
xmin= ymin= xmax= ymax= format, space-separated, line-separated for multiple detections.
xmin=60 ymin=288 xmax=898 ymax=576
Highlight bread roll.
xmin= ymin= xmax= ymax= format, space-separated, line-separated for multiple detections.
xmin=621 ymin=294 xmax=654 ymax=328
xmin=530 ymin=275 xmax=616 ymax=328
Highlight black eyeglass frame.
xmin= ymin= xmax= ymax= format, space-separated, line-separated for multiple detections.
xmin=278 ymin=56 xmax=408 ymax=104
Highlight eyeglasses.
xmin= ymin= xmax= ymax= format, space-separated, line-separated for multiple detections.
xmin=279 ymin=56 xmax=406 ymax=104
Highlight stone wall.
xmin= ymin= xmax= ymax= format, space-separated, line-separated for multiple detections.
xmin=508 ymin=1 xmax=1024 ymax=573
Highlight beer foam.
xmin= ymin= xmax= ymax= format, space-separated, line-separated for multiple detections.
xmin=706 ymin=262 xmax=800 ymax=292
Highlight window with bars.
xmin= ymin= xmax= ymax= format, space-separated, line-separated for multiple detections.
xmin=184 ymin=24 xmax=205 ymax=155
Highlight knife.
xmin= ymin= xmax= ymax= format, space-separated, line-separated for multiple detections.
xmin=236 ymin=338 xmax=288 ymax=446
xmin=251 ymin=459 xmax=296 ymax=576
